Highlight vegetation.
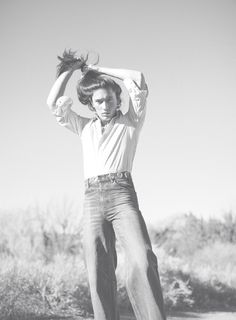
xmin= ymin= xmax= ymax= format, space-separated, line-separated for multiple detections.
xmin=0 ymin=203 xmax=235 ymax=319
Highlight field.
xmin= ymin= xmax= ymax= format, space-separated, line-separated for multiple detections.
xmin=0 ymin=203 xmax=236 ymax=319
xmin=167 ymin=312 xmax=236 ymax=320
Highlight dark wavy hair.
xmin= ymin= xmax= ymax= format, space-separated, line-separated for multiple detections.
xmin=56 ymin=49 xmax=88 ymax=78
xmin=56 ymin=49 xmax=122 ymax=111
xmin=77 ymin=70 xmax=122 ymax=111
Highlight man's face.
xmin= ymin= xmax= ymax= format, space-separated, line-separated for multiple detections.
xmin=91 ymin=88 xmax=118 ymax=124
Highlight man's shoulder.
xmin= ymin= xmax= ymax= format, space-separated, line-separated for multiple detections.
xmin=117 ymin=110 xmax=139 ymax=129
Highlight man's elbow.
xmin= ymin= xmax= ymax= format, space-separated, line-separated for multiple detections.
xmin=137 ymin=73 xmax=148 ymax=92
xmin=46 ymin=96 xmax=56 ymax=110
xmin=140 ymin=73 xmax=146 ymax=90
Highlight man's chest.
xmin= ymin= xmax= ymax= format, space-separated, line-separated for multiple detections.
xmin=81 ymin=120 xmax=136 ymax=151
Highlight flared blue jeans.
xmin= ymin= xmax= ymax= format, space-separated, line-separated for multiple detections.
xmin=82 ymin=172 xmax=166 ymax=320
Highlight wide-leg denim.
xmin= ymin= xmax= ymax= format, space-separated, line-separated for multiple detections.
xmin=82 ymin=172 xmax=166 ymax=320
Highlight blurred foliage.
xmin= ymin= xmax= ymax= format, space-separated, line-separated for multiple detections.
xmin=150 ymin=211 xmax=236 ymax=257
xmin=0 ymin=205 xmax=236 ymax=318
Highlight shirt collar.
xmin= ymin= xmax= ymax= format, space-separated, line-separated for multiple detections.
xmin=92 ymin=110 xmax=122 ymax=123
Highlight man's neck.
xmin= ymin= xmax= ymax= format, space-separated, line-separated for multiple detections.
xmin=97 ymin=110 xmax=120 ymax=126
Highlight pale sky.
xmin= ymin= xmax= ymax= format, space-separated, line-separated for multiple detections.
xmin=0 ymin=0 xmax=236 ymax=224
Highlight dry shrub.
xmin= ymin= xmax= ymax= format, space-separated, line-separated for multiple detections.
xmin=0 ymin=255 xmax=92 ymax=319
xmin=1 ymin=207 xmax=236 ymax=316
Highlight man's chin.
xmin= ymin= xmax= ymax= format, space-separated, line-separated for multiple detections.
xmin=101 ymin=115 xmax=111 ymax=122
xmin=99 ymin=111 xmax=118 ymax=124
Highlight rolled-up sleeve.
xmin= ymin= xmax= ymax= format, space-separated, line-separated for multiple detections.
xmin=49 ymin=96 xmax=89 ymax=136
xmin=123 ymin=78 xmax=148 ymax=127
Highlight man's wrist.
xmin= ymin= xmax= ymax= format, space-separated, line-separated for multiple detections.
xmin=88 ymin=64 xmax=99 ymax=72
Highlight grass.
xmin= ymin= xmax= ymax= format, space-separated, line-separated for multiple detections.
xmin=0 ymin=207 xmax=236 ymax=319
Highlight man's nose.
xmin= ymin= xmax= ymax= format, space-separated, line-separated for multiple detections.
xmin=101 ymin=101 xmax=109 ymax=110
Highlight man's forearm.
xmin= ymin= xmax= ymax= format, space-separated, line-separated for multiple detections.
xmin=46 ymin=70 xmax=74 ymax=108
xmin=89 ymin=65 xmax=146 ymax=89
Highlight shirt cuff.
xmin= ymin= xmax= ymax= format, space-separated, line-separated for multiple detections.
xmin=53 ymin=96 xmax=73 ymax=117
xmin=123 ymin=78 xmax=148 ymax=98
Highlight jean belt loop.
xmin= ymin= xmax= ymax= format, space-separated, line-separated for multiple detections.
xmin=109 ymin=173 xmax=115 ymax=183
xmin=87 ymin=178 xmax=90 ymax=189
xmin=125 ymin=171 xmax=131 ymax=182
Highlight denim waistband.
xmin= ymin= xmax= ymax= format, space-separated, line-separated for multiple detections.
xmin=84 ymin=171 xmax=132 ymax=188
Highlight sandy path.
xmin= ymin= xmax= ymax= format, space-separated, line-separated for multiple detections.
xmin=121 ymin=312 xmax=236 ymax=320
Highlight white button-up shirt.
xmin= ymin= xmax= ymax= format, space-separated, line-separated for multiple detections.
xmin=50 ymin=78 xmax=148 ymax=179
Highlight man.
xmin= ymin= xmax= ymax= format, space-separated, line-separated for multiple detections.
xmin=47 ymin=51 xmax=166 ymax=320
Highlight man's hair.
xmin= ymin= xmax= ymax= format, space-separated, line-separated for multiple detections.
xmin=77 ymin=70 xmax=122 ymax=110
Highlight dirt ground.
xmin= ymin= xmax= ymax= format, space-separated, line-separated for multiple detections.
xmin=121 ymin=312 xmax=236 ymax=320
xmin=19 ymin=312 xmax=236 ymax=320
xmin=167 ymin=312 xmax=236 ymax=320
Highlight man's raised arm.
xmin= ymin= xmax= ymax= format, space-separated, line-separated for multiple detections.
xmin=46 ymin=52 xmax=89 ymax=136
xmin=88 ymin=65 xmax=147 ymax=90
xmin=87 ymin=65 xmax=148 ymax=126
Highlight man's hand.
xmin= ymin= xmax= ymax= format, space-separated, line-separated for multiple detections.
xmin=57 ymin=49 xmax=88 ymax=77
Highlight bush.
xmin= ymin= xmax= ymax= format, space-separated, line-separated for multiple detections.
xmin=0 ymin=206 xmax=236 ymax=317
xmin=0 ymin=255 xmax=92 ymax=319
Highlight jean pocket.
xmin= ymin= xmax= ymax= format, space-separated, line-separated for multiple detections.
xmin=114 ymin=177 xmax=134 ymax=189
